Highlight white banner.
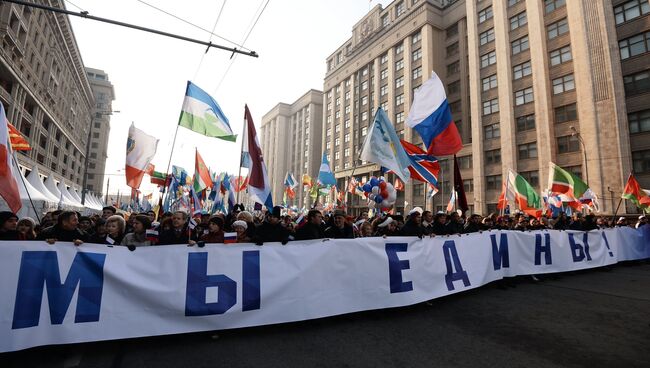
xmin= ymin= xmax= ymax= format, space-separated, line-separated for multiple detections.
xmin=1 ymin=226 xmax=648 ymax=352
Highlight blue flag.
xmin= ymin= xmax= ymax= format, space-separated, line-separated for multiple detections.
xmin=360 ymin=108 xmax=411 ymax=183
xmin=318 ymin=153 xmax=337 ymax=187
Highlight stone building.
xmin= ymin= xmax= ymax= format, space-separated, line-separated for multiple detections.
xmin=261 ymin=90 xmax=323 ymax=209
xmin=322 ymin=0 xmax=650 ymax=215
xmin=0 ymin=1 xmax=94 ymax=193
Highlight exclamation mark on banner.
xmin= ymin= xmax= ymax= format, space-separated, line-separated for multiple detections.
xmin=601 ymin=232 xmax=614 ymax=257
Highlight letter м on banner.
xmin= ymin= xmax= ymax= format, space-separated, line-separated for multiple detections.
xmin=12 ymin=251 xmax=106 ymax=329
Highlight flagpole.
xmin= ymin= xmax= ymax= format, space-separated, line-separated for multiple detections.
xmin=11 ymin=154 xmax=40 ymax=223
xmin=236 ymin=116 xmax=246 ymax=206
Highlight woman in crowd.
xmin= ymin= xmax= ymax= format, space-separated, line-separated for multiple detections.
xmin=103 ymin=215 xmax=126 ymax=245
xmin=200 ymin=216 xmax=225 ymax=244
xmin=376 ymin=217 xmax=399 ymax=237
xmin=358 ymin=222 xmax=375 ymax=237
xmin=232 ymin=220 xmax=251 ymax=243
xmin=121 ymin=215 xmax=154 ymax=248
xmin=16 ymin=217 xmax=37 ymax=240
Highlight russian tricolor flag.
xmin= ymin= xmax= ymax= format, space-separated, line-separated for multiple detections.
xmin=224 ymin=232 xmax=237 ymax=244
xmin=405 ymin=72 xmax=462 ymax=156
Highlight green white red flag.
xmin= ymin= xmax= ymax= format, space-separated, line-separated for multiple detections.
xmin=193 ymin=148 xmax=213 ymax=193
xmin=548 ymin=162 xmax=589 ymax=202
xmin=622 ymin=173 xmax=650 ymax=211
xmin=500 ymin=169 xmax=542 ymax=217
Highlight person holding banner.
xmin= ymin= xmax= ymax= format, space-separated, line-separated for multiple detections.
xmin=37 ymin=211 xmax=88 ymax=245
xmin=0 ymin=211 xmax=19 ymax=240
xmin=324 ymin=210 xmax=354 ymax=239
xmin=121 ymin=215 xmax=155 ymax=249
xmin=159 ymin=211 xmax=192 ymax=245
xmin=295 ymin=209 xmax=325 ymax=240
xmin=104 ymin=215 xmax=126 ymax=245
xmin=254 ymin=207 xmax=290 ymax=245
xmin=199 ymin=216 xmax=225 ymax=244
xmin=232 ymin=220 xmax=251 ymax=243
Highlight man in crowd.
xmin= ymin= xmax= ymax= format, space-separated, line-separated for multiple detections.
xmin=432 ymin=212 xmax=448 ymax=235
xmin=463 ymin=214 xmax=482 ymax=233
xmin=421 ymin=210 xmax=434 ymax=235
xmin=400 ymin=209 xmax=423 ymax=237
xmin=254 ymin=206 xmax=290 ymax=245
xmin=324 ymin=210 xmax=355 ymax=239
xmin=38 ymin=211 xmax=88 ymax=245
xmin=158 ymin=211 xmax=191 ymax=245
xmin=0 ymin=211 xmax=19 ymax=240
xmin=295 ymin=209 xmax=325 ymax=240
xmin=102 ymin=206 xmax=117 ymax=220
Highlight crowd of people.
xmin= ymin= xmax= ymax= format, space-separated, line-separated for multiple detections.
xmin=0 ymin=205 xmax=647 ymax=248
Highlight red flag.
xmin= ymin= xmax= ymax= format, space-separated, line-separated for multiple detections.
xmin=453 ymin=155 xmax=468 ymax=213
xmin=0 ymin=104 xmax=21 ymax=213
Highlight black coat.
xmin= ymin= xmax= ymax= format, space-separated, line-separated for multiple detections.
xmin=324 ymin=224 xmax=355 ymax=239
xmin=37 ymin=225 xmax=89 ymax=242
xmin=400 ymin=220 xmax=423 ymax=237
xmin=295 ymin=222 xmax=325 ymax=240
xmin=431 ymin=222 xmax=449 ymax=235
xmin=158 ymin=226 xmax=191 ymax=245
xmin=254 ymin=222 xmax=290 ymax=244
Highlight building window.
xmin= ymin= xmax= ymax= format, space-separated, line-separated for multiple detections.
xmin=395 ymin=59 xmax=404 ymax=71
xmin=448 ymin=80 xmax=461 ymax=95
xmin=485 ymin=175 xmax=502 ymax=190
xmin=550 ymin=45 xmax=573 ymax=66
xmin=516 ymin=114 xmax=536 ymax=131
xmin=335 ymin=138 xmax=340 ymax=146
xmin=327 ymin=128 xmax=332 ymax=136
xmin=456 ymin=155 xmax=472 ymax=169
xmin=555 ymin=103 xmax=578 ymax=123
xmin=615 ymin=0 xmax=649 ymax=24
xmin=362 ymin=111 xmax=368 ymax=121
xmin=412 ymin=31 xmax=421 ymax=44
xmin=344 ymin=133 xmax=350 ymax=142
xmin=619 ymin=31 xmax=650 ymax=60
xmin=464 ymin=179 xmax=474 ymax=193
xmin=396 ymin=1 xmax=405 ymax=17
xmin=547 ymin=18 xmax=569 ymax=39
xmin=544 ymin=0 xmax=566 ymax=13
xmin=482 ymin=74 xmax=497 ymax=91
xmin=478 ymin=6 xmax=493 ymax=23
xmin=624 ymin=71 xmax=650 ymax=95
xmin=511 ymin=36 xmax=529 ymax=54
xmin=39 ymin=134 xmax=47 ymax=149
xmin=335 ymin=124 xmax=341 ymax=133
xmin=479 ymin=28 xmax=495 ymax=45
xmin=513 ymin=61 xmax=532 ymax=80
xmin=361 ymin=126 xmax=368 ymax=136
xmin=485 ymin=149 xmax=501 ymax=164
xmin=446 ymin=23 xmax=459 ymax=39
xmin=362 ymin=95 xmax=368 ymax=105
xmin=326 ymin=141 xmax=331 ymax=150
xmin=518 ymin=142 xmax=538 ymax=159
xmin=481 ymin=50 xmax=497 ymax=68
xmin=335 ymin=111 xmax=341 ymax=119
xmin=381 ymin=85 xmax=388 ymax=96
xmin=381 ymin=68 xmax=388 ymax=79
xmin=557 ymin=135 xmax=580 ymax=153
xmin=628 ymin=109 xmax=650 ymax=134
xmin=396 ymin=112 xmax=405 ymax=124
xmin=632 ymin=149 xmax=650 ymax=173
xmin=412 ymin=48 xmax=422 ymax=61
xmin=484 ymin=123 xmax=500 ymax=139
xmin=345 ymin=105 xmax=350 ymax=114
xmin=382 ymin=14 xmax=389 ymax=27
xmin=447 ymin=61 xmax=460 ymax=76
xmin=395 ymin=94 xmax=404 ymax=106
xmin=345 ymin=120 xmax=350 ymax=129
xmin=483 ymin=98 xmax=499 ymax=115
xmin=412 ymin=66 xmax=422 ymax=80
xmin=361 ymin=80 xmax=368 ymax=90
xmin=396 ymin=43 xmax=404 ymax=54
xmin=520 ymin=170 xmax=540 ymax=187
xmin=510 ymin=11 xmax=527 ymax=30
xmin=335 ymin=97 xmax=340 ymax=106
xmin=446 ymin=42 xmax=459 ymax=57
xmin=335 ymin=152 xmax=340 ymax=160
xmin=381 ymin=54 xmax=388 ymax=64
xmin=552 ymin=74 xmax=575 ymax=94
xmin=345 ymin=91 xmax=350 ymax=100
xmin=395 ymin=76 xmax=404 ymax=88
xmin=344 ymin=148 xmax=350 ymax=157
xmin=362 ymin=68 xmax=368 ymax=76
xmin=515 ymin=87 xmax=534 ymax=105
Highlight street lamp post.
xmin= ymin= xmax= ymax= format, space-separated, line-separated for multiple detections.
xmin=570 ymin=126 xmax=589 ymax=185
xmin=81 ymin=110 xmax=119 ymax=205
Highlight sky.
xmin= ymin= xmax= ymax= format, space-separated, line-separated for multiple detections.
xmin=67 ymin=0 xmax=392 ymax=199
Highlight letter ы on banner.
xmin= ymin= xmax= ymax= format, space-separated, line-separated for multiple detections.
xmin=185 ymin=251 xmax=261 ymax=317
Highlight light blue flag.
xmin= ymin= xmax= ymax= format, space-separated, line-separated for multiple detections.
xmin=318 ymin=153 xmax=337 ymax=187
xmin=360 ymin=108 xmax=411 ymax=183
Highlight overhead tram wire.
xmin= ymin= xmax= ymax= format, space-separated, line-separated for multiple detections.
xmin=214 ymin=0 xmax=269 ymax=93
xmin=135 ymin=0 xmax=249 ymax=53
xmin=5 ymin=0 xmax=258 ymax=58
xmin=193 ymin=0 xmax=228 ymax=81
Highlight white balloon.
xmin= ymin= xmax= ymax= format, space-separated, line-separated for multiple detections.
xmin=369 ymin=193 xmax=376 ymax=200
xmin=388 ymin=191 xmax=397 ymax=201
xmin=386 ymin=182 xmax=394 ymax=191
xmin=368 ymin=202 xmax=375 ymax=209
xmin=381 ymin=200 xmax=391 ymax=208
xmin=371 ymin=186 xmax=380 ymax=195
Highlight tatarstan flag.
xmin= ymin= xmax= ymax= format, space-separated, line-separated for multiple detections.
xmin=622 ymin=173 xmax=650 ymax=211
xmin=503 ymin=169 xmax=542 ymax=217
xmin=193 ymin=148 xmax=212 ymax=193
xmin=549 ymin=162 xmax=588 ymax=202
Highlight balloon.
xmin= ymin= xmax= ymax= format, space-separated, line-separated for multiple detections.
xmin=363 ymin=183 xmax=372 ymax=192
xmin=370 ymin=178 xmax=379 ymax=187
xmin=375 ymin=195 xmax=384 ymax=203
xmin=372 ymin=186 xmax=380 ymax=195
xmin=363 ymin=192 xmax=369 ymax=198
xmin=380 ymin=189 xmax=388 ymax=198
xmin=379 ymin=182 xmax=387 ymax=190
xmin=369 ymin=193 xmax=376 ymax=200
xmin=386 ymin=182 xmax=394 ymax=191
xmin=381 ymin=199 xmax=390 ymax=208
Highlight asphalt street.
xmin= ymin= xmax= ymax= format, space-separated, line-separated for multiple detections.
xmin=2 ymin=262 xmax=649 ymax=368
